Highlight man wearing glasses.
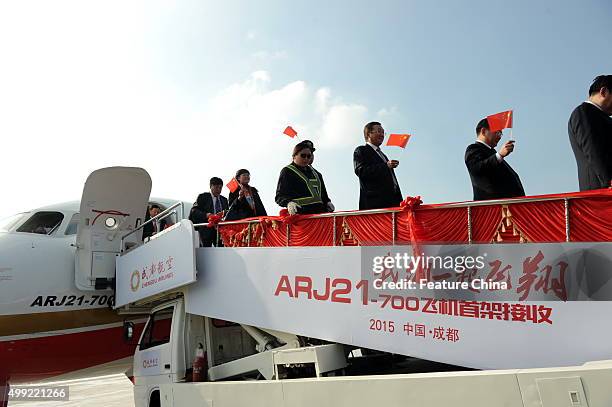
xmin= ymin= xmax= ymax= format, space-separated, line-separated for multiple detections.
xmin=465 ymin=118 xmax=524 ymax=201
xmin=353 ymin=121 xmax=403 ymax=210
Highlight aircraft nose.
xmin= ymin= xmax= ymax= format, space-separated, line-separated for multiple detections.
xmin=0 ymin=231 xmax=26 ymax=271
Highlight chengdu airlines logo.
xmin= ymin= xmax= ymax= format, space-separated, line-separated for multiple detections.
xmin=130 ymin=270 xmax=141 ymax=292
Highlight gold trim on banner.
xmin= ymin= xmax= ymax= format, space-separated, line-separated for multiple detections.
xmin=493 ymin=204 xmax=529 ymax=243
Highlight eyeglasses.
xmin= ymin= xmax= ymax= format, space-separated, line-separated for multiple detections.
xmin=299 ymin=153 xmax=312 ymax=159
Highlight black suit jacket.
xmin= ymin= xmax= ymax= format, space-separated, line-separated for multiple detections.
xmin=353 ymin=144 xmax=402 ymax=210
xmin=226 ymin=187 xmax=267 ymax=220
xmin=142 ymin=214 xmax=168 ymax=241
xmin=189 ymin=192 xmax=228 ymax=245
xmin=465 ymin=142 xmax=525 ymax=201
xmin=568 ymin=102 xmax=612 ymax=191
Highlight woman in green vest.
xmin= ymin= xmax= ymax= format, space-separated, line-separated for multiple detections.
xmin=275 ymin=140 xmax=334 ymax=215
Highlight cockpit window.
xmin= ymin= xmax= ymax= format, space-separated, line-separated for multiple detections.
xmin=65 ymin=213 xmax=80 ymax=235
xmin=16 ymin=212 xmax=64 ymax=235
xmin=0 ymin=213 xmax=28 ymax=231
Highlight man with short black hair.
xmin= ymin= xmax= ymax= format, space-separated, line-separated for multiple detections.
xmin=568 ymin=75 xmax=612 ymax=191
xmin=189 ymin=177 xmax=228 ymax=246
xmin=353 ymin=121 xmax=403 ymax=209
xmin=143 ymin=204 xmax=167 ymax=240
xmin=465 ymin=118 xmax=525 ymax=201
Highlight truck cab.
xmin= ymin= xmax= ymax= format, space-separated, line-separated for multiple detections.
xmin=132 ymin=297 xmax=263 ymax=407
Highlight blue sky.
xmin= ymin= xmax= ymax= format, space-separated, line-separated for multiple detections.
xmin=0 ymin=0 xmax=610 ymax=217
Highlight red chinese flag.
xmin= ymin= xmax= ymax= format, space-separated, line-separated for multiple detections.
xmin=487 ymin=110 xmax=513 ymax=132
xmin=226 ymin=178 xmax=239 ymax=193
xmin=283 ymin=126 xmax=298 ymax=138
xmin=386 ymin=133 xmax=411 ymax=148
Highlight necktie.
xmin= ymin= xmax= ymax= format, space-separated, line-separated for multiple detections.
xmin=377 ymin=147 xmax=399 ymax=189
xmin=375 ymin=147 xmax=388 ymax=162
xmin=214 ymin=196 xmax=221 ymax=213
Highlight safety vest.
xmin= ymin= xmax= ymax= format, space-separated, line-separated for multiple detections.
xmin=284 ymin=164 xmax=324 ymax=207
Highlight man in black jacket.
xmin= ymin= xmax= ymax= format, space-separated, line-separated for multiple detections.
xmin=276 ymin=140 xmax=334 ymax=214
xmin=568 ymin=75 xmax=612 ymax=191
xmin=142 ymin=204 xmax=166 ymax=241
xmin=189 ymin=177 xmax=229 ymax=246
xmin=465 ymin=118 xmax=525 ymax=201
xmin=353 ymin=122 xmax=403 ymax=209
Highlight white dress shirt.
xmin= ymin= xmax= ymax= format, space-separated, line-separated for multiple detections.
xmin=476 ymin=139 xmax=503 ymax=162
xmin=585 ymin=100 xmax=603 ymax=111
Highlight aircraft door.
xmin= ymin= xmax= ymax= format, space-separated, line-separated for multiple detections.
xmin=134 ymin=300 xmax=184 ymax=386
xmin=75 ymin=167 xmax=152 ymax=290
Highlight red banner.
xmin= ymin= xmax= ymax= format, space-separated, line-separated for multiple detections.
xmin=218 ymin=190 xmax=612 ymax=247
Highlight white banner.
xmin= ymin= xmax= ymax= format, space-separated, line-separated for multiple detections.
xmin=187 ymin=244 xmax=612 ymax=370
xmin=115 ymin=220 xmax=198 ymax=307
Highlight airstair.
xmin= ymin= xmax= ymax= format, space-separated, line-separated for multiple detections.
xmin=72 ymin=167 xmax=612 ymax=381
xmin=111 ymin=192 xmax=612 ymax=378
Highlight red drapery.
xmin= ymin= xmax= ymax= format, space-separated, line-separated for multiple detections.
xmin=261 ymin=219 xmax=288 ymax=247
xmin=397 ymin=207 xmax=469 ymax=244
xmin=570 ymin=197 xmax=612 ymax=241
xmin=509 ymin=200 xmax=566 ymax=242
xmin=470 ymin=205 xmax=502 ymax=243
xmin=219 ymin=223 xmax=250 ymax=247
xmin=288 ymin=217 xmax=334 ymax=246
xmin=343 ymin=213 xmax=393 ymax=245
xmin=216 ymin=190 xmax=612 ymax=247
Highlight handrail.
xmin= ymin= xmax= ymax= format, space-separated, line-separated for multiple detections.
xmin=193 ymin=193 xmax=592 ymax=229
xmin=120 ymin=201 xmax=184 ymax=252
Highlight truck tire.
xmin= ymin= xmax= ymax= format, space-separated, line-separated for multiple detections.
xmin=149 ymin=390 xmax=160 ymax=407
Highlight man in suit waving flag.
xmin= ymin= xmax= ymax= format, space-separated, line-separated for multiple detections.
xmin=353 ymin=121 xmax=403 ymax=210
xmin=465 ymin=116 xmax=525 ymax=201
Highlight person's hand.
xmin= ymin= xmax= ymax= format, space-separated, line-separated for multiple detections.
xmin=387 ymin=160 xmax=399 ymax=169
xmin=287 ymin=201 xmax=299 ymax=215
xmin=499 ymin=140 xmax=515 ymax=157
xmin=238 ymin=187 xmax=245 ymax=199
xmin=327 ymin=202 xmax=335 ymax=212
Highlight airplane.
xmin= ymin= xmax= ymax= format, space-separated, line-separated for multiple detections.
xmin=0 ymin=167 xmax=192 ymax=406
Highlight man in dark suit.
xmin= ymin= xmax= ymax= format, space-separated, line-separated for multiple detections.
xmin=465 ymin=118 xmax=525 ymax=201
xmin=142 ymin=204 xmax=167 ymax=241
xmin=353 ymin=121 xmax=403 ymax=209
xmin=189 ymin=177 xmax=229 ymax=246
xmin=568 ymin=75 xmax=612 ymax=191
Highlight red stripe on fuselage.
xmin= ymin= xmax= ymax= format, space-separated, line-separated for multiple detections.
xmin=0 ymin=323 xmax=144 ymax=384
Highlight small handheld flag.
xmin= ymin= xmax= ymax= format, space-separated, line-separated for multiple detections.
xmin=487 ymin=110 xmax=513 ymax=132
xmin=226 ymin=178 xmax=240 ymax=193
xmin=386 ymin=133 xmax=411 ymax=148
xmin=283 ymin=126 xmax=298 ymax=138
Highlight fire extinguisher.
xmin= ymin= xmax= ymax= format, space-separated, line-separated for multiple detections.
xmin=192 ymin=343 xmax=207 ymax=382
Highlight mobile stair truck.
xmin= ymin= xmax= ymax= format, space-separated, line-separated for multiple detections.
xmin=105 ymin=169 xmax=612 ymax=407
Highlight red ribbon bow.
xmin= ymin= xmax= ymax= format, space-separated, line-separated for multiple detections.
xmin=399 ymin=196 xmax=425 ymax=281
xmin=206 ymin=213 xmax=223 ymax=228
xmin=400 ymin=195 xmax=422 ymax=211
xmin=278 ymin=209 xmax=303 ymax=225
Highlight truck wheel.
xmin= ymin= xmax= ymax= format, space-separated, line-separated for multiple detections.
xmin=149 ymin=390 xmax=160 ymax=407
